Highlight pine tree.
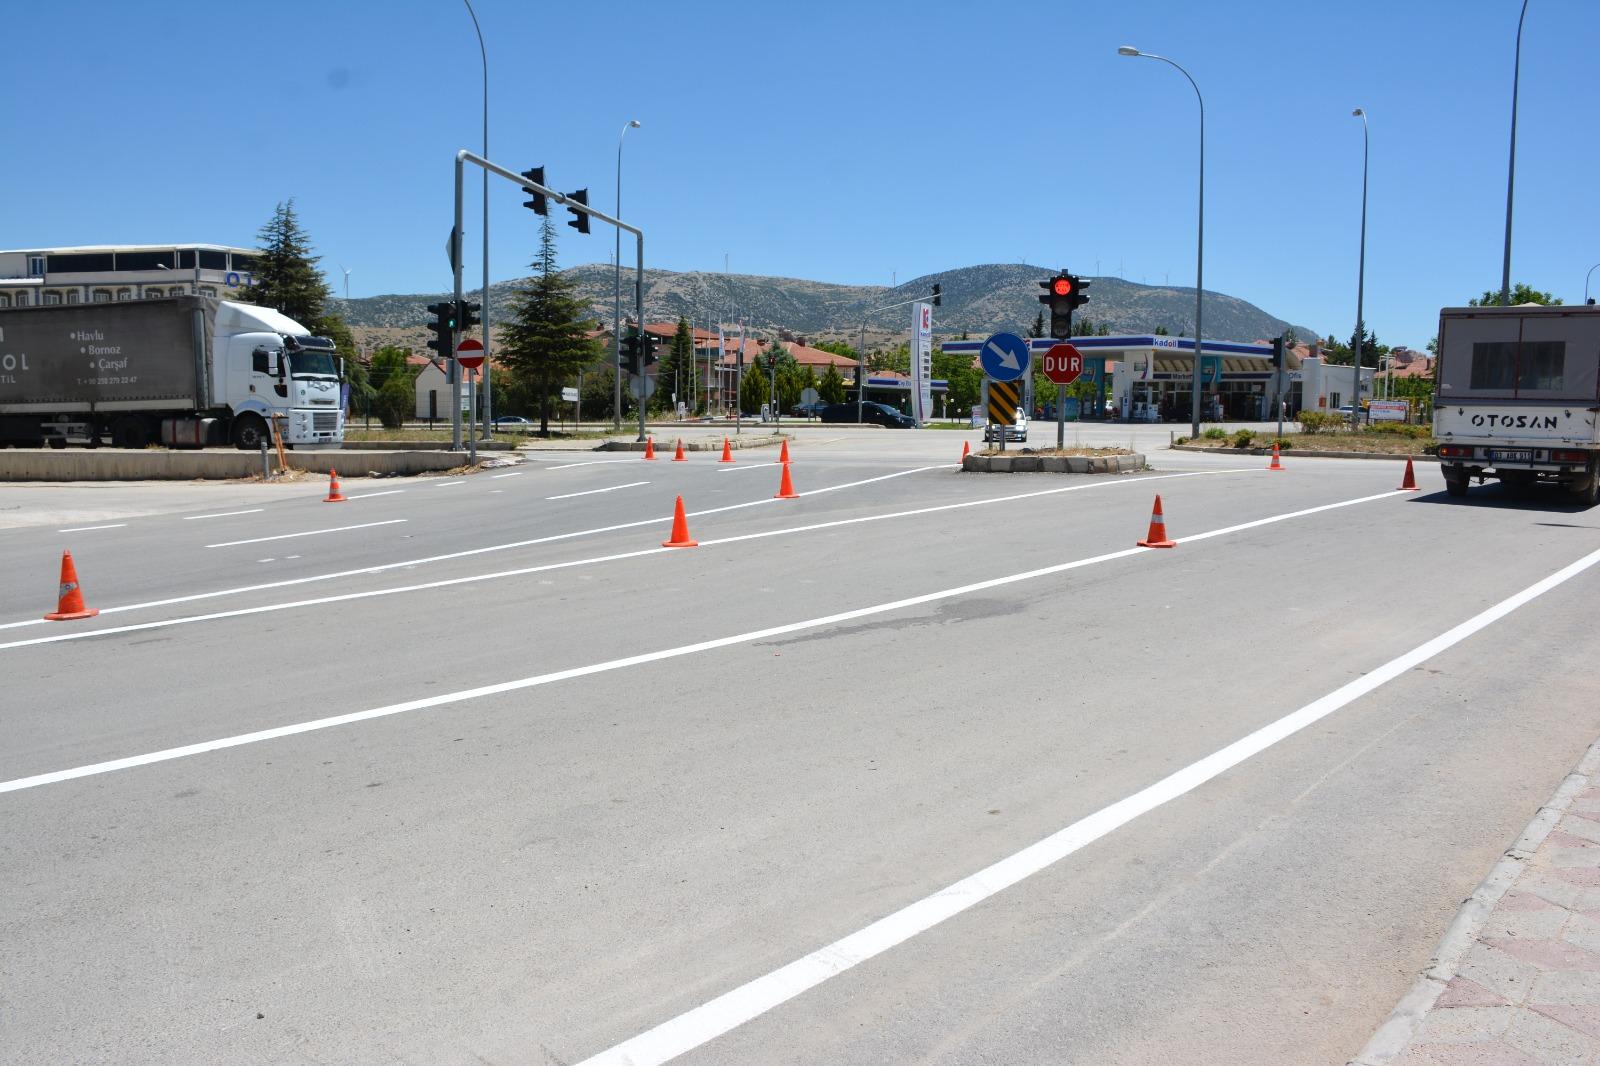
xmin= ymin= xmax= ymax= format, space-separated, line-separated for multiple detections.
xmin=247 ymin=200 xmax=330 ymax=325
xmin=655 ymin=317 xmax=697 ymax=413
xmin=1029 ymin=311 xmax=1045 ymax=339
xmin=818 ymin=364 xmax=846 ymax=404
xmin=499 ymin=216 xmax=603 ymax=434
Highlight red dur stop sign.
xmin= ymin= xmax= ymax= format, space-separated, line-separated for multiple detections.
xmin=1042 ymin=343 xmax=1083 ymax=385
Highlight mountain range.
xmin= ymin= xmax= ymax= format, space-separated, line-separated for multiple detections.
xmin=332 ymin=263 xmax=1321 ymax=353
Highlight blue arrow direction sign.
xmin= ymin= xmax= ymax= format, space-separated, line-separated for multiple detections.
xmin=979 ymin=332 xmax=1030 ymax=382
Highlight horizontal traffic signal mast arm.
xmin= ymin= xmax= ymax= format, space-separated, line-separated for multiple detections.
xmin=455 ymin=150 xmax=638 ymax=237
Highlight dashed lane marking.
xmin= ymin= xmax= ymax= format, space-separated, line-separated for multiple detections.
xmin=204 ymin=519 xmax=407 ymax=549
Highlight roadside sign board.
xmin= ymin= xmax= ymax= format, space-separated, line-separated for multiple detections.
xmin=979 ymin=332 xmax=1030 ymax=382
xmin=987 ymin=379 xmax=1021 ymax=425
xmin=561 ymin=386 xmax=579 ymax=403
xmin=456 ymin=337 xmax=485 ymax=370
xmin=1042 ymin=343 xmax=1084 ymax=385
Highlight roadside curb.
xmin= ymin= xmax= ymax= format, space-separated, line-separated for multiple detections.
xmin=599 ymin=435 xmax=788 ymax=453
xmin=962 ymin=453 xmax=1146 ymax=474
xmin=1171 ymin=444 xmax=1432 ymax=462
xmin=1347 ymin=736 xmax=1600 ymax=1065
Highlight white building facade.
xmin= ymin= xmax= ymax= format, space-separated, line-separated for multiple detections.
xmin=0 ymin=244 xmax=261 ymax=308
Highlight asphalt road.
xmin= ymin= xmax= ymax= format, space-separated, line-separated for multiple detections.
xmin=3 ymin=429 xmax=1598 ymax=1065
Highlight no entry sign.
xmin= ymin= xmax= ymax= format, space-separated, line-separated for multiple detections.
xmin=456 ymin=337 xmax=485 ymax=370
xmin=1042 ymin=343 xmax=1083 ymax=385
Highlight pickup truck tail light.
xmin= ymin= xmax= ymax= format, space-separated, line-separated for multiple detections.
xmin=1437 ymin=445 xmax=1473 ymax=459
xmin=1550 ymin=449 xmax=1590 ymax=463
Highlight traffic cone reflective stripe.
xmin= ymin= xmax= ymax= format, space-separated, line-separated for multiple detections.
xmin=1267 ymin=443 xmax=1284 ymax=471
xmin=774 ymin=462 xmax=799 ymax=499
xmin=44 ymin=550 xmax=98 ymax=621
xmin=325 ymin=469 xmax=347 ymax=502
xmin=672 ymin=439 xmax=687 ymax=462
xmin=779 ymin=438 xmax=791 ymax=464
xmin=1136 ymin=494 xmax=1177 ymax=548
xmin=643 ymin=437 xmax=656 ymax=460
xmin=1399 ymin=457 xmax=1419 ymax=491
xmin=661 ymin=495 xmax=698 ymax=548
xmin=719 ymin=437 xmax=734 ymax=463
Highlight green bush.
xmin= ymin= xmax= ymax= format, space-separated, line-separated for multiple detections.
xmin=1174 ymin=435 xmax=1190 ymax=445
xmin=1271 ymin=436 xmax=1293 ymax=450
xmin=1364 ymin=422 xmax=1431 ymax=439
xmin=1202 ymin=426 xmax=1228 ymax=440
xmin=1297 ymin=410 xmax=1342 ymax=434
xmin=1231 ymin=429 xmax=1256 ymax=448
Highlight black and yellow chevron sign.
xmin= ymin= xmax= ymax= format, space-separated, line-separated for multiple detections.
xmin=988 ymin=380 xmax=1020 ymax=425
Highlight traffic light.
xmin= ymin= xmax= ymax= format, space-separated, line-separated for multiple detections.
xmin=457 ymin=299 xmax=481 ymax=334
xmin=619 ymin=325 xmax=641 ymax=375
xmin=425 ymin=300 xmax=458 ymax=360
xmin=931 ymin=283 xmax=942 ymax=308
xmin=1271 ymin=334 xmax=1287 ymax=369
xmin=641 ymin=330 xmax=661 ymax=369
xmin=520 ymin=167 xmax=547 ymax=215
xmin=565 ymin=188 xmax=590 ymax=234
xmin=1038 ymin=272 xmax=1091 ymax=339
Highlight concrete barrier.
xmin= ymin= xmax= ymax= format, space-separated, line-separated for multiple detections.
xmin=601 ymin=434 xmax=786 ymax=453
xmin=0 ymin=448 xmax=469 ymax=481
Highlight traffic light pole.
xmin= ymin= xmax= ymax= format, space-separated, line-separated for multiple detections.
xmin=452 ymin=149 xmax=647 ymax=451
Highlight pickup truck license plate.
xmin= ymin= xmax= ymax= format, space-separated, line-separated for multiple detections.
xmin=1491 ymin=449 xmax=1533 ymax=462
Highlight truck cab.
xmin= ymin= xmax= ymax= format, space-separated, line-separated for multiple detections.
xmin=215 ymin=301 xmax=344 ymax=449
xmin=1432 ymin=305 xmax=1600 ymax=504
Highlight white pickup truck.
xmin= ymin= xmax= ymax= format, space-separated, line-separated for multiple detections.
xmin=1432 ymin=304 xmax=1600 ymax=504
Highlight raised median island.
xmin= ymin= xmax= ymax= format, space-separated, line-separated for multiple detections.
xmin=963 ymin=447 xmax=1146 ymax=474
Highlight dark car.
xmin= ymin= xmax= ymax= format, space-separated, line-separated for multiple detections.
xmin=791 ymin=401 xmax=829 ymax=419
xmin=819 ymin=402 xmax=917 ymax=428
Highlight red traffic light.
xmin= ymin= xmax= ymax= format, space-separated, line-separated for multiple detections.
xmin=1051 ymin=277 xmax=1074 ymax=297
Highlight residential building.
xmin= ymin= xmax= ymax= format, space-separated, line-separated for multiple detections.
xmin=0 ymin=244 xmax=261 ymax=307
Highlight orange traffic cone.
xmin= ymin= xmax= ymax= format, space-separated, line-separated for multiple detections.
xmin=774 ymin=462 xmax=799 ymax=499
xmin=661 ymin=495 xmax=698 ymax=547
xmin=1399 ymin=457 xmax=1419 ymax=491
xmin=672 ymin=439 xmax=687 ymax=462
xmin=643 ymin=437 xmax=657 ymax=460
xmin=1267 ymin=443 xmax=1284 ymax=471
xmin=960 ymin=440 xmax=971 ymax=465
xmin=779 ymin=438 xmax=791 ymax=464
xmin=1136 ymin=495 xmax=1177 ymax=548
xmin=44 ymin=550 xmax=98 ymax=621
xmin=325 ymin=469 xmax=347 ymax=502
xmin=719 ymin=437 xmax=735 ymax=463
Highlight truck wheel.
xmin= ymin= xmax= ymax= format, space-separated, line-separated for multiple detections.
xmin=1575 ymin=474 xmax=1600 ymax=508
xmin=1443 ymin=469 xmax=1470 ymax=498
xmin=232 ymin=415 xmax=267 ymax=451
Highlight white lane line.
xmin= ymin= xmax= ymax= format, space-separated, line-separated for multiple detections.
xmin=344 ymin=489 xmax=405 ymax=500
xmin=542 ymin=460 xmax=644 ymax=470
xmin=432 ymin=480 xmax=466 ymax=488
xmin=716 ymin=463 xmax=779 ymax=472
xmin=57 ymin=524 xmax=126 ymax=533
xmin=0 ymin=466 xmax=950 ymax=632
xmin=573 ymin=543 xmax=1600 ymax=1066
xmin=182 ymin=509 xmax=266 ymax=521
xmin=204 ymin=519 xmax=406 ymax=549
xmin=491 ymin=471 xmax=525 ymax=479
xmin=547 ymin=481 xmax=650 ymax=501
xmin=0 ymin=486 xmax=1412 ymax=789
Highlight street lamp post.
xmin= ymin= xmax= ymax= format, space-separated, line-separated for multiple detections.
xmin=614 ymin=119 xmax=642 ymax=431
xmin=1502 ymin=0 xmax=1530 ymax=307
xmin=1353 ymin=108 xmax=1369 ymax=424
xmin=1585 ymin=263 xmax=1600 ymax=305
xmin=1119 ymin=46 xmax=1205 ymax=439
xmin=462 ymin=0 xmax=492 ymax=439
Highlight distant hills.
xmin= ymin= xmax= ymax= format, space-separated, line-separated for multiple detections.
xmin=333 ymin=262 xmax=1320 ymax=352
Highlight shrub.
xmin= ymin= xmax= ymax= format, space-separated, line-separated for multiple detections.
xmin=1297 ymin=410 xmax=1342 ymax=434
xmin=1231 ymin=429 xmax=1256 ymax=448
xmin=1271 ymin=436 xmax=1293 ymax=450
xmin=1365 ymin=422 xmax=1431 ymax=440
xmin=1174 ymin=435 xmax=1190 ymax=446
xmin=1202 ymin=426 xmax=1228 ymax=440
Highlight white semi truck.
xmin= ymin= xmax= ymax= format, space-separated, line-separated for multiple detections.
xmin=0 ymin=295 xmax=344 ymax=449
xmin=1433 ymin=304 xmax=1600 ymax=504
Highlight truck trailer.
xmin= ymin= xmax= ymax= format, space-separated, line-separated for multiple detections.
xmin=0 ymin=295 xmax=344 ymax=449
xmin=1432 ymin=304 xmax=1600 ymax=504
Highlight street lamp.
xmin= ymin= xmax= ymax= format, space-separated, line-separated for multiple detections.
xmin=1119 ymin=45 xmax=1205 ymax=438
xmin=1501 ymin=0 xmax=1530 ymax=307
xmin=1353 ymin=108 xmax=1369 ymax=423
xmin=1585 ymin=262 xmax=1600 ymax=305
xmin=462 ymin=0 xmax=492 ymax=438
xmin=614 ymin=118 xmax=642 ymax=431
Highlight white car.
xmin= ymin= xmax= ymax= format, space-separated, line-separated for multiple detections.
xmin=983 ymin=408 xmax=1029 ymax=443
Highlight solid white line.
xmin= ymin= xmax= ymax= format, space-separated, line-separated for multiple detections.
xmin=0 ymin=468 xmax=1252 ymax=649
xmin=716 ymin=463 xmax=778 ymax=472
xmin=204 ymin=519 xmax=406 ymax=549
xmin=490 ymin=471 xmax=525 ymax=479
xmin=546 ymin=481 xmax=650 ymax=501
xmin=0 ymin=467 xmax=947 ymax=632
xmin=57 ymin=524 xmax=126 ymax=533
xmin=542 ymin=460 xmax=643 ymax=470
xmin=432 ymin=480 xmax=466 ymax=488
xmin=573 ymin=542 xmax=1600 ymax=1066
xmin=182 ymin=509 xmax=265 ymax=521
xmin=344 ymin=489 xmax=404 ymax=500
xmin=0 ymin=485 xmax=1416 ymax=790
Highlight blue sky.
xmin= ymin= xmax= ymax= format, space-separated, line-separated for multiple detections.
xmin=6 ymin=0 xmax=1597 ymax=346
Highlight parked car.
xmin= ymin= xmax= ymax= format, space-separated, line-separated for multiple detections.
xmin=493 ymin=415 xmax=533 ymax=429
xmin=983 ymin=408 xmax=1029 ymax=443
xmin=818 ymin=401 xmax=917 ymax=428
xmin=792 ymin=401 xmax=829 ymax=419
